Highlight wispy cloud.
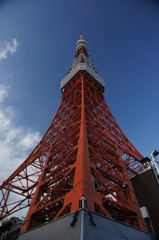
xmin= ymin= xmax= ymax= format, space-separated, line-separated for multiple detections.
xmin=0 ymin=85 xmax=41 ymax=181
xmin=0 ymin=39 xmax=19 ymax=60
xmin=0 ymin=84 xmax=9 ymax=102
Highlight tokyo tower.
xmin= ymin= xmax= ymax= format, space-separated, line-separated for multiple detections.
xmin=0 ymin=34 xmax=149 ymax=234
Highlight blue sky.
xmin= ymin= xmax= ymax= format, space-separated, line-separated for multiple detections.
xmin=0 ymin=0 xmax=159 ymax=180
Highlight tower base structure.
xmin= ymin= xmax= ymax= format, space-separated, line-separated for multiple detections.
xmin=17 ymin=209 xmax=157 ymax=240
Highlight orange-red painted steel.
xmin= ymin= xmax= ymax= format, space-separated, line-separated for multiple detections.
xmin=0 ymin=41 xmax=148 ymax=232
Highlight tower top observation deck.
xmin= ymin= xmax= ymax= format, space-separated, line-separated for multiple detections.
xmin=61 ymin=34 xmax=105 ymax=91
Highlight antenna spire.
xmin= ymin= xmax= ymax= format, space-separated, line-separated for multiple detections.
xmin=80 ymin=32 xmax=83 ymax=39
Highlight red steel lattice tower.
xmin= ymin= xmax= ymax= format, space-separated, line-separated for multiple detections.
xmin=0 ymin=34 xmax=148 ymax=232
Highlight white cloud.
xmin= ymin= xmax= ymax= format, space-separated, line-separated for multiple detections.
xmin=19 ymin=131 xmax=40 ymax=149
xmin=0 ymin=84 xmax=41 ymax=182
xmin=0 ymin=84 xmax=9 ymax=102
xmin=0 ymin=39 xmax=19 ymax=60
xmin=0 ymin=110 xmax=10 ymax=131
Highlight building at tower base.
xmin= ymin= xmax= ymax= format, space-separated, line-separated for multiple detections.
xmin=17 ymin=209 xmax=157 ymax=240
xmin=131 ymin=160 xmax=159 ymax=237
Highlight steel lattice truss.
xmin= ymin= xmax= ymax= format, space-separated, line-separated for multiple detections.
xmin=0 ymin=72 xmax=147 ymax=232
